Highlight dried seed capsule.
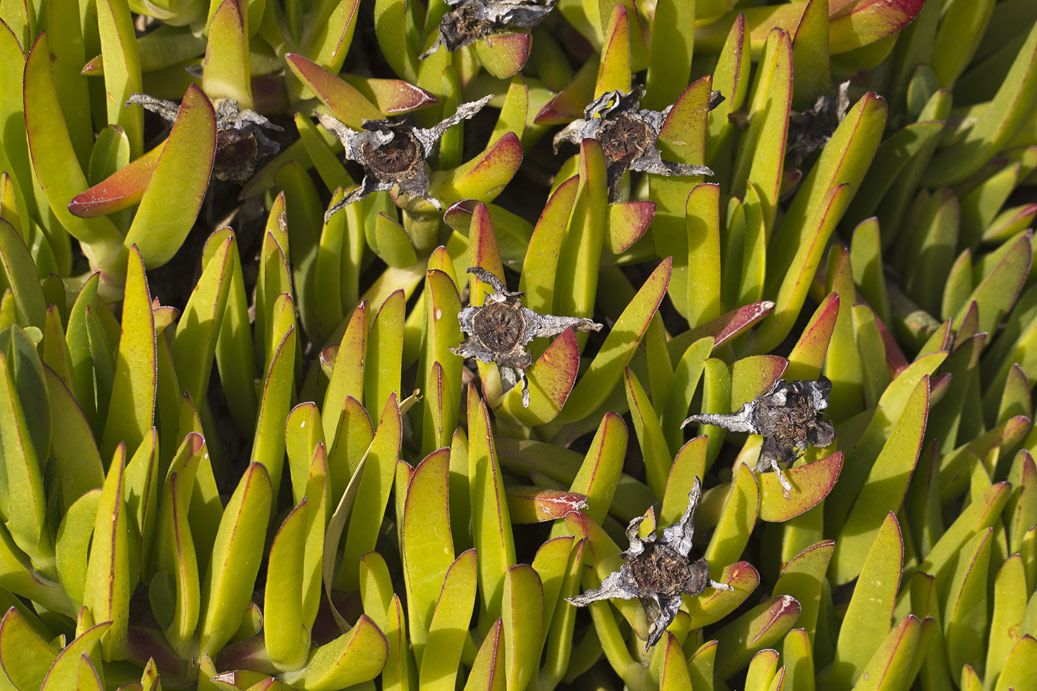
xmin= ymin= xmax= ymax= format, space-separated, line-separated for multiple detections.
xmin=552 ymin=86 xmax=721 ymax=199
xmin=128 ymin=94 xmax=283 ymax=183
xmin=316 ymin=95 xmax=493 ymax=220
xmin=566 ymin=478 xmax=732 ymax=650
xmin=420 ymin=0 xmax=558 ymax=59
xmin=682 ymin=377 xmax=836 ymax=494
xmin=451 ymin=267 xmax=601 ymax=407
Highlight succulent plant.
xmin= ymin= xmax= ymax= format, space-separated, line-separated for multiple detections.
xmin=1 ymin=0 xmax=1037 ymax=689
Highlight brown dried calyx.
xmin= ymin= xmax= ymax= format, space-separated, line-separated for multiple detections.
xmin=566 ymin=478 xmax=732 ymax=650
xmin=128 ymin=94 xmax=283 ymax=183
xmin=553 ymin=86 xmax=722 ymax=199
xmin=451 ymin=267 xmax=601 ymax=407
xmin=316 ymin=95 xmax=492 ymax=221
xmin=682 ymin=376 xmax=836 ymax=494
xmin=420 ymin=0 xmax=559 ymax=58
xmin=786 ymin=80 xmax=850 ymax=169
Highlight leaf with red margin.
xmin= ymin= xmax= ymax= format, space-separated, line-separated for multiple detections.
xmin=683 ymin=561 xmax=760 ymax=630
xmin=606 ymin=201 xmax=655 ymax=254
xmin=759 ymin=452 xmax=843 ymax=522
xmin=475 ymin=32 xmax=531 ymax=80
xmin=671 ymin=301 xmax=775 ymax=357
xmin=557 ymin=257 xmax=671 ymax=423
xmin=506 ymin=486 xmax=588 ymax=523
xmin=340 ymin=75 xmax=438 ymax=114
xmin=693 ymin=0 xmax=924 ymax=56
xmin=124 ymin=84 xmax=216 ymax=268
xmin=69 ymin=142 xmax=164 ymax=218
xmin=595 ymin=5 xmax=631 ymax=97
xmin=497 ymin=328 xmax=582 ymax=425
xmin=713 ymin=595 xmax=802 ymax=681
xmin=519 ymin=175 xmax=580 ymax=313
xmin=534 ymin=60 xmax=597 ymax=125
xmin=285 ymin=53 xmax=381 ymax=127
xmin=203 ymin=0 xmax=252 ymax=107
xmin=785 ymin=292 xmax=839 ymax=380
xmin=427 ymin=133 xmax=523 ymax=209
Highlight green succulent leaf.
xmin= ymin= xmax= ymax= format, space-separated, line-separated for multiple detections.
xmin=199 ymin=462 xmax=273 ymax=658
xmin=417 ymin=549 xmax=478 ymax=689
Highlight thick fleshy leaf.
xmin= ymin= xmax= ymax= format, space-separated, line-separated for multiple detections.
xmin=732 ymin=29 xmax=792 ymax=228
xmin=0 ymin=219 xmax=44 ymax=329
xmin=759 ymin=452 xmax=843 ymax=522
xmin=468 ymin=387 xmax=516 ymax=621
xmin=785 ymin=292 xmax=839 ymax=381
xmin=250 ymin=294 xmax=296 ymax=495
xmin=693 ymin=0 xmax=924 ymax=55
xmin=402 ymin=447 xmax=454 ymax=658
xmin=683 ymin=561 xmax=760 ymax=630
xmin=24 ymin=34 xmax=123 ymax=263
xmin=713 ymin=595 xmax=802 ymax=681
xmin=830 ymin=377 xmax=928 ymax=583
xmin=322 ymin=301 xmax=367 ymax=441
xmin=943 ymin=528 xmax=993 ymax=678
xmin=506 ymin=486 xmax=587 ymax=523
xmin=199 ymin=463 xmax=273 ymax=658
xmin=82 ymin=446 xmax=130 ymax=659
xmin=502 ymin=564 xmax=542 ymax=691
xmin=289 ymin=615 xmax=388 ymax=691
xmin=853 ymin=614 xmax=926 ymax=691
xmin=55 ymin=490 xmax=101 ymax=608
xmin=464 ymin=619 xmax=504 ymax=691
xmin=0 ymin=608 xmax=58 ymax=690
xmin=39 ymin=622 xmax=111 ymax=690
xmin=342 ymin=395 xmax=402 ymax=589
xmin=96 ymin=0 xmax=143 ymax=156
xmin=704 ymin=464 xmax=759 ymax=572
xmin=594 ymin=4 xmax=631 ymax=97
xmin=365 ymin=291 xmax=404 ymax=418
xmin=101 ymin=246 xmax=156 ymax=458
xmin=771 ymin=540 xmax=833 ymax=641
xmin=202 ymin=0 xmax=252 ymax=107
xmin=264 ymin=499 xmax=310 ymax=672
xmin=558 ymin=257 xmax=670 ymax=422
xmin=829 ymin=512 xmax=903 ymax=688
xmin=426 ymin=133 xmax=523 ymax=209
xmin=417 ymin=549 xmax=478 ymax=689
xmin=475 ymin=32 xmax=531 ymax=80
xmin=659 ymin=337 xmax=713 ymax=451
xmin=518 ymin=175 xmax=579 ymax=313
xmin=124 ymin=85 xmax=216 ymax=268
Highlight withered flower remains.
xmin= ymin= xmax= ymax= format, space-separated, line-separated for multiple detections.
xmin=553 ymin=86 xmax=718 ymax=198
xmin=317 ymin=95 xmax=492 ymax=221
xmin=785 ymin=81 xmax=851 ymax=169
xmin=128 ymin=94 xmax=282 ymax=183
xmin=682 ymin=377 xmax=836 ymax=493
xmin=420 ymin=0 xmax=558 ymax=59
xmin=451 ymin=267 xmax=601 ymax=407
xmin=566 ymin=478 xmax=731 ymax=650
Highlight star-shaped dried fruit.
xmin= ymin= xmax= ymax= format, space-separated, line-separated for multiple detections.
xmin=566 ymin=478 xmax=732 ymax=650
xmin=317 ymin=95 xmax=492 ymax=221
xmin=552 ymin=86 xmax=719 ymax=199
xmin=420 ymin=0 xmax=558 ymax=59
xmin=451 ymin=267 xmax=601 ymax=407
xmin=681 ymin=377 xmax=836 ymax=494
xmin=128 ymin=94 xmax=282 ymax=183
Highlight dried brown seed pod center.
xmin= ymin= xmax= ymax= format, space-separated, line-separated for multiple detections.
xmin=471 ymin=301 xmax=524 ymax=352
xmin=598 ymin=111 xmax=652 ymax=166
xmin=363 ymin=134 xmax=422 ymax=178
xmin=214 ymin=128 xmax=259 ymax=179
xmin=629 ymin=545 xmax=694 ymax=598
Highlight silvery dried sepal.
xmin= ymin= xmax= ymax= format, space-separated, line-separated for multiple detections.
xmin=451 ymin=267 xmax=601 ymax=407
xmin=419 ymin=0 xmax=558 ymax=59
xmin=552 ymin=86 xmax=720 ymax=199
xmin=785 ymin=80 xmax=851 ymax=169
xmin=128 ymin=94 xmax=283 ymax=183
xmin=681 ymin=377 xmax=836 ymax=494
xmin=316 ymin=95 xmax=493 ymax=222
xmin=566 ymin=478 xmax=731 ymax=650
